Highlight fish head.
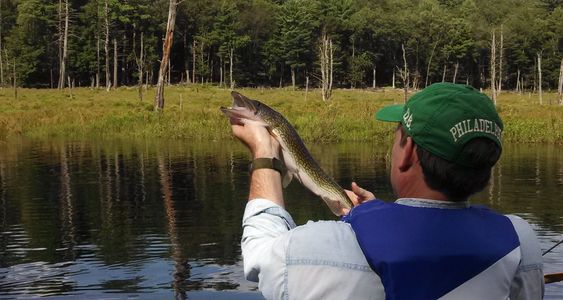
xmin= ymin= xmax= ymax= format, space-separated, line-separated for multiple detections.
xmin=220 ymin=91 xmax=274 ymax=127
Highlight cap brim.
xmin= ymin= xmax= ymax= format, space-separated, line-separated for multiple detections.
xmin=375 ymin=104 xmax=404 ymax=122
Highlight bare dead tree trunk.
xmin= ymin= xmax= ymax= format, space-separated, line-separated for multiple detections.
xmin=135 ymin=31 xmax=145 ymax=101
xmin=480 ymin=64 xmax=485 ymax=89
xmin=372 ymin=67 xmax=376 ymax=88
xmin=425 ymin=41 xmax=438 ymax=87
xmin=62 ymin=0 xmax=69 ymax=89
xmin=57 ymin=0 xmax=62 ymax=88
xmin=392 ymin=68 xmax=396 ymax=89
xmin=12 ymin=58 xmax=16 ymax=100
xmin=330 ymin=38 xmax=333 ymax=95
xmin=200 ymin=41 xmax=204 ymax=84
xmin=104 ymin=0 xmax=110 ymax=91
xmin=140 ymin=32 xmax=144 ymax=97
xmin=291 ymin=66 xmax=296 ymax=90
xmin=182 ymin=32 xmax=188 ymax=84
xmin=67 ymin=76 xmax=73 ymax=98
xmin=537 ymin=52 xmax=543 ymax=105
xmin=219 ymin=56 xmax=223 ymax=87
xmin=558 ymin=58 xmax=563 ymax=105
xmin=113 ymin=37 xmax=118 ymax=89
xmin=279 ymin=64 xmax=283 ymax=88
xmin=491 ymin=29 xmax=497 ymax=105
xmin=498 ymin=24 xmax=504 ymax=94
xmin=96 ymin=1 xmax=100 ymax=88
xmin=2 ymin=50 xmax=6 ymax=89
xmin=58 ymin=0 xmax=70 ymax=89
xmin=122 ymin=32 xmax=127 ymax=86
xmin=229 ymin=47 xmax=234 ymax=89
xmin=96 ymin=36 xmax=100 ymax=88
xmin=516 ymin=68 xmax=520 ymax=93
xmin=305 ymin=75 xmax=309 ymax=101
xmin=413 ymin=71 xmax=419 ymax=90
xmin=319 ymin=30 xmax=333 ymax=102
xmin=400 ymin=43 xmax=409 ymax=103
xmin=453 ymin=60 xmax=459 ymax=83
xmin=154 ymin=0 xmax=178 ymax=111
xmin=209 ymin=56 xmax=213 ymax=84
xmin=442 ymin=64 xmax=447 ymax=83
xmin=192 ymin=40 xmax=196 ymax=84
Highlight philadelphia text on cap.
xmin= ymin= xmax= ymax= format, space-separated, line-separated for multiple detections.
xmin=449 ymin=119 xmax=503 ymax=142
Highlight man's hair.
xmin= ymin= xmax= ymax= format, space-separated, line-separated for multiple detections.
xmin=398 ymin=125 xmax=501 ymax=201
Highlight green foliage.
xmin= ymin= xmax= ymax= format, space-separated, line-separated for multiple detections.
xmin=0 ymin=0 xmax=561 ymax=90
xmin=278 ymin=0 xmax=316 ymax=70
xmin=348 ymin=52 xmax=371 ymax=87
xmin=4 ymin=0 xmax=52 ymax=85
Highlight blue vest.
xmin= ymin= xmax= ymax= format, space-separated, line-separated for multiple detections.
xmin=342 ymin=200 xmax=520 ymax=300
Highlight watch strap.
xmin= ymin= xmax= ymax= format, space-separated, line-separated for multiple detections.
xmin=249 ymin=157 xmax=286 ymax=176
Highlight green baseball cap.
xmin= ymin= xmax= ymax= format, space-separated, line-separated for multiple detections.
xmin=375 ymin=83 xmax=503 ymax=167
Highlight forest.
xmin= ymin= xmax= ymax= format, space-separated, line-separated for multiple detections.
xmin=0 ymin=0 xmax=561 ymax=94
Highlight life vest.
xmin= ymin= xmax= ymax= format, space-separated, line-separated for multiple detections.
xmin=342 ymin=200 xmax=521 ymax=300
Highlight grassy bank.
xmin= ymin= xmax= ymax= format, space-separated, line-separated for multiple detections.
xmin=0 ymin=85 xmax=561 ymax=144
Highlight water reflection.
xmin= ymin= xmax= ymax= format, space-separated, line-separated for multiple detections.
xmin=0 ymin=139 xmax=562 ymax=299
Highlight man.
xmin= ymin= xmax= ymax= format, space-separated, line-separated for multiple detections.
xmin=229 ymin=83 xmax=544 ymax=299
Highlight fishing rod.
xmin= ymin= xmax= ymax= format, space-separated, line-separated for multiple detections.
xmin=543 ymin=237 xmax=563 ymax=284
xmin=543 ymin=238 xmax=563 ymax=256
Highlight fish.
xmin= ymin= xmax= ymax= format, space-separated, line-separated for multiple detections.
xmin=220 ymin=91 xmax=353 ymax=216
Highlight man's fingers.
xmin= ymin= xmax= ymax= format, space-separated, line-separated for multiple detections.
xmin=351 ymin=182 xmax=375 ymax=203
xmin=345 ymin=189 xmax=360 ymax=206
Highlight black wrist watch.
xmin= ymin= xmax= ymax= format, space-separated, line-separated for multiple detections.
xmin=249 ymin=157 xmax=286 ymax=177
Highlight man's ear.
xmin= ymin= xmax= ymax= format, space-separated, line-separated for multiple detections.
xmin=398 ymin=136 xmax=416 ymax=172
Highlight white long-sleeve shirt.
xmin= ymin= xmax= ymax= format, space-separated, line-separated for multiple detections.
xmin=241 ymin=198 xmax=544 ymax=300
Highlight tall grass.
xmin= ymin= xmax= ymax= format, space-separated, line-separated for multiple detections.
xmin=0 ymin=86 xmax=561 ymax=144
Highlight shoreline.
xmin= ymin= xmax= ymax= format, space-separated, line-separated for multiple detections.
xmin=0 ymin=86 xmax=561 ymax=144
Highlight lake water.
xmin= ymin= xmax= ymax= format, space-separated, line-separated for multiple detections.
xmin=0 ymin=139 xmax=562 ymax=299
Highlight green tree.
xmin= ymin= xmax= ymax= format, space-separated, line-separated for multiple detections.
xmin=5 ymin=0 xmax=54 ymax=86
xmin=0 ymin=0 xmax=18 ymax=86
xmin=211 ymin=0 xmax=250 ymax=89
xmin=277 ymin=0 xmax=316 ymax=89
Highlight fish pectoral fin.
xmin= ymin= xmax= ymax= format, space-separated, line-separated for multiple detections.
xmin=282 ymin=171 xmax=293 ymax=188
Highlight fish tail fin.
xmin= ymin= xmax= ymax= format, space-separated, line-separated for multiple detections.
xmin=321 ymin=195 xmax=350 ymax=216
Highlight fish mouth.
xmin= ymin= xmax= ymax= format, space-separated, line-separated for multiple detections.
xmin=220 ymin=91 xmax=259 ymax=121
xmin=230 ymin=91 xmax=257 ymax=112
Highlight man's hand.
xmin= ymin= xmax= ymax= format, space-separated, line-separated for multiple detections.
xmin=230 ymin=118 xmax=279 ymax=159
xmin=229 ymin=118 xmax=284 ymax=206
xmin=342 ymin=182 xmax=375 ymax=214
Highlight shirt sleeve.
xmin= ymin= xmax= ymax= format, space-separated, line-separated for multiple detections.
xmin=506 ymin=215 xmax=545 ymax=300
xmin=241 ymin=198 xmax=297 ymax=299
